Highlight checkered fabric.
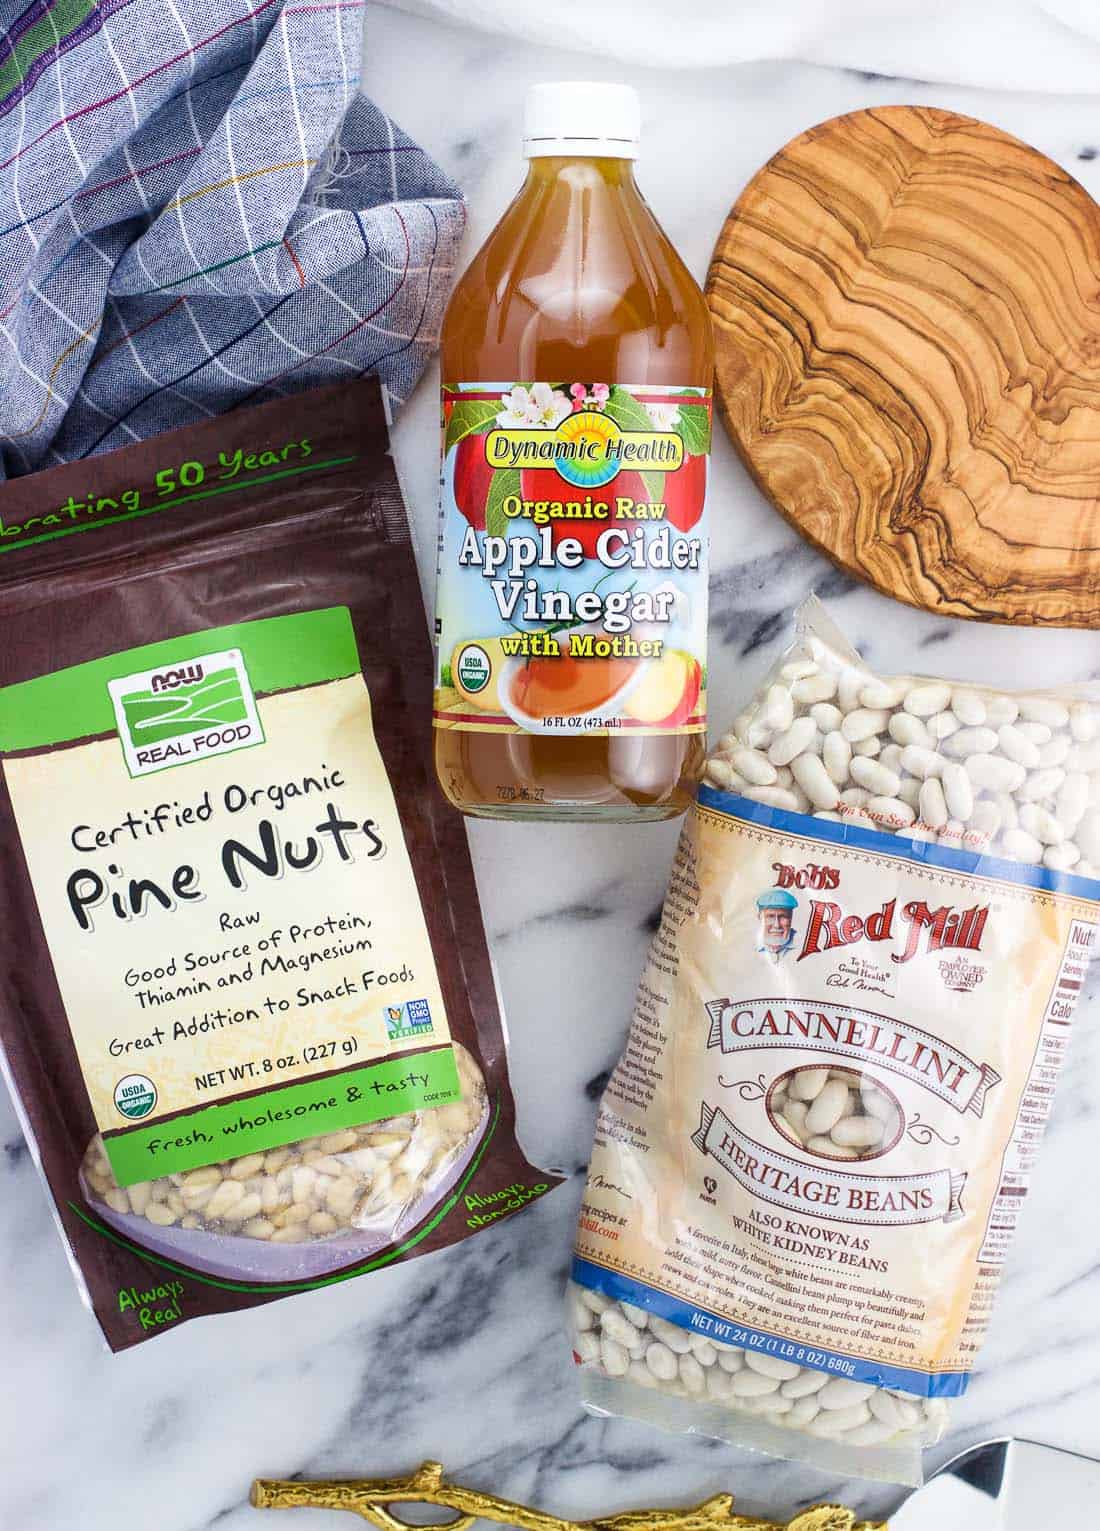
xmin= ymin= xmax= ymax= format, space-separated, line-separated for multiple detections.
xmin=0 ymin=0 xmax=465 ymax=478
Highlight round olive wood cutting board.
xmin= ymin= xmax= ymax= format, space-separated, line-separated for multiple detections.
xmin=707 ymin=104 xmax=1100 ymax=626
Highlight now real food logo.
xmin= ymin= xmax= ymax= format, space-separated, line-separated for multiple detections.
xmin=108 ymin=648 xmax=264 ymax=777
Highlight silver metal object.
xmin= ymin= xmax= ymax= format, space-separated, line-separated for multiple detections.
xmin=893 ymin=1438 xmax=1100 ymax=1528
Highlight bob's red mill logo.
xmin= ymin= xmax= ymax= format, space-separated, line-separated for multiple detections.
xmin=770 ymin=862 xmax=990 ymax=965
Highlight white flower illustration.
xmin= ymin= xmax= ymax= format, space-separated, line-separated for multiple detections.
xmin=497 ymin=386 xmax=537 ymax=426
xmin=527 ymin=381 xmax=572 ymax=427
xmin=645 ymin=400 xmax=681 ymax=431
xmin=497 ymin=382 xmax=572 ymax=429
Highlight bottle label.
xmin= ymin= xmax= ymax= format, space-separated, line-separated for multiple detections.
xmin=433 ymin=382 xmax=710 ymax=737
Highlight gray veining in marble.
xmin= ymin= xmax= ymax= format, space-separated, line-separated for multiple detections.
xmin=3 ymin=10 xmax=1100 ymax=1528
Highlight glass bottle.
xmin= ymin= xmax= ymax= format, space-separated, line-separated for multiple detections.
xmin=433 ymin=82 xmax=714 ymax=821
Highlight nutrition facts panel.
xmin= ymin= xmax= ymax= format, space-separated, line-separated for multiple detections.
xmin=979 ymin=917 xmax=1096 ymax=1264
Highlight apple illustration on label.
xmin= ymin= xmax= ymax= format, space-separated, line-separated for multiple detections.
xmin=623 ymin=650 xmax=702 ymax=727
xmin=453 ymin=435 xmax=494 ymax=530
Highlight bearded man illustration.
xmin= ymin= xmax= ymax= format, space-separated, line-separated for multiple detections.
xmin=755 ymin=887 xmax=799 ymax=959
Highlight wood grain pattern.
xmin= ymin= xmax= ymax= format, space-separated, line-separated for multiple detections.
xmin=706 ymin=105 xmax=1100 ymax=625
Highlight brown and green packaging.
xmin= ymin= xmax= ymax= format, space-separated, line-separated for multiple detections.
xmin=0 ymin=379 xmax=559 ymax=1349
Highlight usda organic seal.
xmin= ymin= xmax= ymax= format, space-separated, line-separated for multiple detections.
xmin=114 ymin=1073 xmax=157 ymax=1120
xmin=455 ymin=643 xmax=491 ymax=695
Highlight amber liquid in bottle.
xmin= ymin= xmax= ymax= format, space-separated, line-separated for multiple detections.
xmin=435 ymin=147 xmax=713 ymax=821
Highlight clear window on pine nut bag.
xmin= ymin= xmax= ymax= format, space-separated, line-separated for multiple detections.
xmin=0 ymin=380 xmax=560 ymax=1349
xmin=568 ymin=596 xmax=1099 ymax=1485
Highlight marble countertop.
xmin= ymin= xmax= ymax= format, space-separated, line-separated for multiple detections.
xmin=4 ymin=9 xmax=1100 ymax=1528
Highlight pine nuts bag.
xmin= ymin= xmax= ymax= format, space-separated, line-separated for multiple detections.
xmin=568 ymin=596 xmax=1099 ymax=1484
xmin=0 ymin=380 xmax=559 ymax=1350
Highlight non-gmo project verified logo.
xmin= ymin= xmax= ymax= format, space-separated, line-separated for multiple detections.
xmin=384 ymin=998 xmax=435 ymax=1041
xmin=107 ymin=647 xmax=265 ymax=777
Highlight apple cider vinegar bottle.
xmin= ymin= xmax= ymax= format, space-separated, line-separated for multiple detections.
xmin=433 ymin=82 xmax=714 ymax=821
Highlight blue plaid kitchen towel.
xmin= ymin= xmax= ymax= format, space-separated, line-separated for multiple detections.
xmin=0 ymin=0 xmax=464 ymax=477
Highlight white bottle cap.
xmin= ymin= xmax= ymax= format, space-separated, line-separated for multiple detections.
xmin=523 ymin=82 xmax=640 ymax=160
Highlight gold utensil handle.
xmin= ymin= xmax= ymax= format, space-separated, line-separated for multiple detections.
xmin=251 ymin=1460 xmax=886 ymax=1531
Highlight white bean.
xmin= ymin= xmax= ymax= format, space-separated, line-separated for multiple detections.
xmin=790 ymin=1067 xmax=830 ymax=1101
xmin=1054 ymin=771 xmax=1090 ymax=832
xmin=706 ymin=1367 xmax=735 ymax=1401
xmin=968 ymin=799 xmax=1002 ymax=843
xmin=811 ymin=702 xmax=843 ymax=733
xmin=879 ymin=743 xmax=903 ymax=775
xmin=645 ymin=1342 xmax=679 ymax=1380
xmin=792 ymin=672 xmax=838 ymax=705
xmin=1070 ymin=704 xmax=1100 ymax=742
xmin=850 ymin=756 xmax=900 ymax=796
xmin=1017 ymin=721 xmax=1052 ymax=746
xmin=1044 ymin=843 xmax=1081 ymax=872
xmin=998 ymin=723 xmax=1041 ymax=769
xmin=823 ymin=730 xmax=852 ymax=785
xmin=649 ymin=1315 xmax=692 ymax=1353
xmin=729 ymin=746 xmax=778 ymax=785
xmin=851 ymin=736 xmax=882 ymax=757
xmin=819 ymin=1378 xmax=877 ymax=1409
xmin=805 ymin=1080 xmax=849 ymax=1136
xmin=679 ymin=1353 xmax=706 ymax=1394
xmin=792 ymin=753 xmax=841 ymax=810
xmin=768 ymin=718 xmax=818 ymax=766
xmin=571 ymin=1284 xmax=942 ymax=1448
xmin=837 ymin=668 xmax=865 ymax=714
xmin=904 ymin=683 xmax=951 ymax=717
xmin=732 ymin=1369 xmax=782 ymax=1398
xmin=831 ymin=1116 xmax=885 ymax=1149
xmin=926 ymin=711 xmax=960 ymax=743
xmin=965 ymin=754 xmax=1026 ymax=793
xmin=807 ymin=1136 xmax=859 ymax=1158
xmin=762 ymin=684 xmax=795 ymax=731
xmin=1000 ymin=828 xmax=1042 ymax=863
xmin=600 ymin=1337 xmax=630 ymax=1377
xmin=869 ymin=1391 xmax=922 ymax=1430
xmin=574 ymin=1331 xmax=601 ymax=1365
xmin=941 ymin=761 xmax=974 ymax=821
xmin=1038 ymin=735 xmax=1071 ymax=769
xmin=781 ymin=1101 xmax=809 ymax=1144
xmin=810 ymin=1403 xmax=873 ymax=1436
xmin=745 ymin=1352 xmax=802 ymax=1380
xmin=897 ymin=777 xmax=921 ymax=810
xmin=842 ymin=708 xmax=890 ymax=742
xmin=601 ymin=1309 xmax=640 ymax=1348
xmin=1018 ymin=697 xmax=1069 ymax=728
xmin=781 ymin=1370 xmax=830 ymax=1399
xmin=918 ymin=777 xmax=948 ymax=830
xmin=983 ymin=694 xmax=1019 ymax=725
xmin=889 ymin=713 xmax=931 ymax=748
xmin=899 ymin=744 xmax=944 ymax=779
xmin=1068 ymin=741 xmax=1100 ymax=772
xmin=780 ymin=657 xmax=818 ymax=682
xmin=1018 ymin=805 xmax=1063 ymax=845
xmin=704 ymin=759 xmax=743 ymax=792
xmin=1018 ymin=767 xmax=1066 ymax=802
xmin=951 ymin=691 xmax=986 ymax=726
xmin=944 ymin=726 xmax=999 ymax=758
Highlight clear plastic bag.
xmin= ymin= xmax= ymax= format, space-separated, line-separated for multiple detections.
xmin=568 ymin=597 xmax=1100 ymax=1484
